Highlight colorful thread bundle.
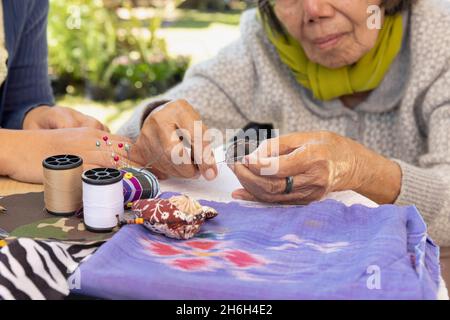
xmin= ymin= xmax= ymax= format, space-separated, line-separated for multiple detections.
xmin=82 ymin=168 xmax=124 ymax=232
xmin=121 ymin=167 xmax=160 ymax=205
xmin=42 ymin=155 xmax=83 ymax=216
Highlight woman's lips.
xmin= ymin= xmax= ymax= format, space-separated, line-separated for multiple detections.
xmin=312 ymin=33 xmax=346 ymax=49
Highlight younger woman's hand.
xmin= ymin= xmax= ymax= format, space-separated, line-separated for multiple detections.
xmin=5 ymin=128 xmax=145 ymax=184
xmin=23 ymin=106 xmax=109 ymax=131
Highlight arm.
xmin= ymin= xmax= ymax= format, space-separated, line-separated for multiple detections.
xmin=1 ymin=0 xmax=54 ymax=129
xmin=117 ymin=39 xmax=258 ymax=180
xmin=118 ymin=37 xmax=259 ymax=141
xmin=393 ymin=104 xmax=450 ymax=246
xmin=0 ymin=128 xmax=143 ymax=183
xmin=0 ymin=129 xmax=23 ymax=177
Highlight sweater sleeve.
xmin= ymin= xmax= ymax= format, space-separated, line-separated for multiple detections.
xmin=118 ymin=27 xmax=258 ymax=141
xmin=1 ymin=0 xmax=54 ymax=129
xmin=394 ymin=104 xmax=450 ymax=246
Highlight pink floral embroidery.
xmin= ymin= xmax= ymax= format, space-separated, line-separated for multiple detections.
xmin=171 ymin=258 xmax=209 ymax=271
xmin=223 ymin=250 xmax=261 ymax=268
xmin=146 ymin=242 xmax=184 ymax=256
xmin=140 ymin=237 xmax=267 ymax=278
xmin=184 ymin=240 xmax=218 ymax=251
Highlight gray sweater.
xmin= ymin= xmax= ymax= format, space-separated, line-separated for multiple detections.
xmin=119 ymin=0 xmax=450 ymax=245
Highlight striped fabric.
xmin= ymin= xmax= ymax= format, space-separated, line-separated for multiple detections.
xmin=121 ymin=168 xmax=160 ymax=204
xmin=0 ymin=239 xmax=103 ymax=300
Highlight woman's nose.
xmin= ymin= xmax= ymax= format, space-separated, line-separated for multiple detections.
xmin=302 ymin=0 xmax=334 ymax=23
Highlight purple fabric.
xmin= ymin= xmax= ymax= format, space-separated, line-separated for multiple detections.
xmin=73 ymin=193 xmax=440 ymax=299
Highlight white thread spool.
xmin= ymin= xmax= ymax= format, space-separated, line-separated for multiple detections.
xmin=82 ymin=168 xmax=124 ymax=232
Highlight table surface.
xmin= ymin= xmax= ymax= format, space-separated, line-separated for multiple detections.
xmin=1 ymin=175 xmax=449 ymax=299
xmin=0 ymin=176 xmax=43 ymax=196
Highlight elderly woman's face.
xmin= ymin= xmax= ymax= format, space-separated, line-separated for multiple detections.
xmin=274 ymin=0 xmax=384 ymax=68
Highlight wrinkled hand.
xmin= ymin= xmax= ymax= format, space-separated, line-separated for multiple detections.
xmin=7 ymin=128 xmax=144 ymax=184
xmin=135 ymin=99 xmax=217 ymax=180
xmin=23 ymin=106 xmax=109 ymax=131
xmin=230 ymin=131 xmax=401 ymax=205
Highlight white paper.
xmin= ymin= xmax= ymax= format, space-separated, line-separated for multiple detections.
xmin=159 ymin=145 xmax=378 ymax=208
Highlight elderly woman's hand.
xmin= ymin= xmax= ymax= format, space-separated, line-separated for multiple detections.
xmin=135 ymin=99 xmax=218 ymax=181
xmin=229 ymin=131 xmax=402 ymax=205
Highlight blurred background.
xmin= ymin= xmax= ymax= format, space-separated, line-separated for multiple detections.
xmin=48 ymin=0 xmax=254 ymax=132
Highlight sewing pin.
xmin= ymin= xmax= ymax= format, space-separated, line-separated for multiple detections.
xmin=124 ymin=143 xmax=131 ymax=168
xmin=124 ymin=172 xmax=133 ymax=180
xmin=96 ymin=140 xmax=111 ymax=168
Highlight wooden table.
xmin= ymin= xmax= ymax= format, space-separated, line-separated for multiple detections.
xmin=0 ymin=176 xmax=43 ymax=196
xmin=1 ymin=175 xmax=449 ymax=298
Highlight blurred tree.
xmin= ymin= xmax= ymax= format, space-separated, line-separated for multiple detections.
xmin=48 ymin=0 xmax=190 ymax=101
xmin=180 ymin=0 xmax=239 ymax=10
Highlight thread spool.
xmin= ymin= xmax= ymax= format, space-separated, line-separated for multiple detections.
xmin=43 ymin=155 xmax=83 ymax=216
xmin=121 ymin=167 xmax=160 ymax=205
xmin=82 ymin=168 xmax=124 ymax=233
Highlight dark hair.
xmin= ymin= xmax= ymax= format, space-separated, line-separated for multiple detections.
xmin=258 ymin=0 xmax=415 ymax=37
xmin=383 ymin=0 xmax=415 ymax=15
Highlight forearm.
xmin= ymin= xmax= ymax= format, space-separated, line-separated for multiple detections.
xmin=355 ymin=157 xmax=402 ymax=205
xmin=0 ymin=129 xmax=25 ymax=177
xmin=118 ymin=77 xmax=249 ymax=140
xmin=393 ymin=160 xmax=450 ymax=246
xmin=1 ymin=0 xmax=54 ymax=129
xmin=118 ymin=39 xmax=259 ymax=139
xmin=329 ymin=135 xmax=402 ymax=204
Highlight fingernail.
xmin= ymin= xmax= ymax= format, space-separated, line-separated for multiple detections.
xmin=232 ymin=192 xmax=243 ymax=200
xmin=204 ymin=168 xmax=216 ymax=181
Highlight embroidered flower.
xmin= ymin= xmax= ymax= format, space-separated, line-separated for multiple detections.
xmin=161 ymin=212 xmax=169 ymax=220
xmin=173 ymin=210 xmax=184 ymax=219
xmin=140 ymin=236 xmax=266 ymax=277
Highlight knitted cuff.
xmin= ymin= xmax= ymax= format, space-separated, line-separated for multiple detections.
xmin=393 ymin=159 xmax=448 ymax=223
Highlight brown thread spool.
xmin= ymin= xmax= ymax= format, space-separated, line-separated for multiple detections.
xmin=43 ymin=155 xmax=83 ymax=216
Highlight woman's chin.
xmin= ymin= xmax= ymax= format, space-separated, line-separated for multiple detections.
xmin=308 ymin=52 xmax=360 ymax=69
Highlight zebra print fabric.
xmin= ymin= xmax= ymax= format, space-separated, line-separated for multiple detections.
xmin=0 ymin=238 xmax=103 ymax=300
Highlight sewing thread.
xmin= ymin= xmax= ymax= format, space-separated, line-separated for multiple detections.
xmin=43 ymin=155 xmax=83 ymax=216
xmin=82 ymin=168 xmax=124 ymax=232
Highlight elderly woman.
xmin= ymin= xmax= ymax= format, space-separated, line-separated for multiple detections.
xmin=120 ymin=0 xmax=450 ymax=245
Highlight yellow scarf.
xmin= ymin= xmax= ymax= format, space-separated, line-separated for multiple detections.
xmin=261 ymin=12 xmax=403 ymax=101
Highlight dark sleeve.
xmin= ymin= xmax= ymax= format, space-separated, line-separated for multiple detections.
xmin=139 ymin=100 xmax=171 ymax=127
xmin=1 ymin=0 xmax=55 ymax=129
